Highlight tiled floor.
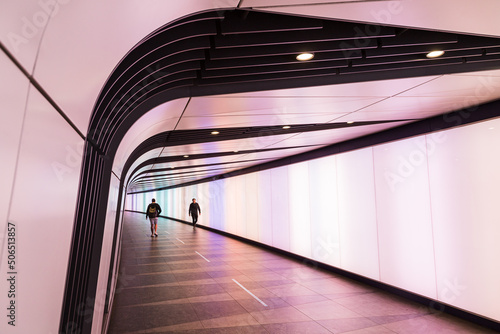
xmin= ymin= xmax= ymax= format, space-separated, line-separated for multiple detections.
xmin=107 ymin=212 xmax=496 ymax=333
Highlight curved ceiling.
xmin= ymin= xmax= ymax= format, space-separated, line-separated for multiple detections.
xmin=97 ymin=8 xmax=500 ymax=194
xmin=3 ymin=1 xmax=500 ymax=195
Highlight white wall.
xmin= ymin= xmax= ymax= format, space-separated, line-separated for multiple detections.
xmin=0 ymin=56 xmax=82 ymax=333
xmin=127 ymin=116 xmax=500 ymax=323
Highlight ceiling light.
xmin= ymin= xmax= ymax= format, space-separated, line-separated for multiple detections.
xmin=183 ymin=155 xmax=189 ymax=158
xmin=347 ymin=121 xmax=354 ymax=124
xmin=296 ymin=52 xmax=314 ymax=61
xmin=233 ymin=150 xmax=239 ymax=153
xmin=282 ymin=125 xmax=291 ymax=129
xmin=426 ymin=50 xmax=445 ymax=58
xmin=211 ymin=131 xmax=219 ymax=135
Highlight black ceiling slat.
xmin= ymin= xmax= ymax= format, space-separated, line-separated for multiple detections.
xmin=127 ymin=145 xmax=317 ymax=189
xmin=208 ymin=39 xmax=375 ymax=60
xmin=486 ymin=48 xmax=500 ymax=56
xmin=134 ymin=166 xmax=231 ymax=182
xmin=139 ymin=159 xmax=270 ymax=178
xmin=205 ymin=50 xmax=363 ymax=70
xmin=354 ymin=50 xmax=484 ymax=67
xmin=196 ymin=67 xmax=341 ymax=86
xmin=201 ymin=59 xmax=349 ymax=78
xmin=381 ymin=29 xmax=458 ymax=48
xmin=455 ymin=35 xmax=500 ymax=49
xmin=133 ymin=158 xmax=267 ymax=179
xmin=214 ymin=21 xmax=395 ymax=49
xmin=367 ymin=45 xmax=482 ymax=59
xmin=347 ymin=57 xmax=464 ymax=72
xmin=465 ymin=54 xmax=500 ymax=64
xmin=367 ymin=35 xmax=500 ymax=59
xmin=219 ymin=9 xmax=323 ymax=35
xmin=137 ymin=121 xmax=404 ymax=149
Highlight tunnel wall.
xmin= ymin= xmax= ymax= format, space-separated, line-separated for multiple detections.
xmin=0 ymin=50 xmax=82 ymax=333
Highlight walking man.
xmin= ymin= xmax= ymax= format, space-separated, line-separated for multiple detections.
xmin=189 ymin=198 xmax=201 ymax=227
xmin=146 ymin=198 xmax=162 ymax=237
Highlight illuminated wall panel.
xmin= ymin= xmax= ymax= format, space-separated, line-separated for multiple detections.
xmin=139 ymin=116 xmax=500 ymax=324
xmin=336 ymin=148 xmax=380 ymax=280
xmin=209 ymin=180 xmax=225 ymax=230
xmin=270 ymin=166 xmax=290 ymax=251
xmin=177 ymin=187 xmax=184 ymax=219
xmin=234 ymin=176 xmax=247 ymax=237
xmin=156 ymin=190 xmax=165 ymax=216
xmin=308 ymin=155 xmax=340 ymax=267
xmin=373 ymin=137 xmax=437 ymax=298
xmin=226 ymin=179 xmax=238 ymax=234
xmin=428 ymin=121 xmax=500 ymax=321
xmin=245 ymin=173 xmax=259 ymax=241
xmin=257 ymin=170 xmax=273 ymax=245
xmin=167 ymin=188 xmax=175 ymax=217
xmin=288 ymin=162 xmax=312 ymax=258
xmin=198 ymin=182 xmax=210 ymax=227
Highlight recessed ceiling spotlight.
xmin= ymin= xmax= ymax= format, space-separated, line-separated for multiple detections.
xmin=211 ymin=131 xmax=219 ymax=135
xmin=296 ymin=52 xmax=314 ymax=61
xmin=426 ymin=50 xmax=445 ymax=58
xmin=183 ymin=155 xmax=189 ymax=158
xmin=170 ymin=166 xmax=175 ymax=169
xmin=233 ymin=150 xmax=239 ymax=153
xmin=347 ymin=121 xmax=355 ymax=124
xmin=282 ymin=125 xmax=291 ymax=129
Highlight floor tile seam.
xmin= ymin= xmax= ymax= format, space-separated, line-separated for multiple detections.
xmin=183 ymin=281 xmax=232 ymax=330
xmin=169 ymin=268 xmax=213 ymax=275
xmin=311 ymin=319 xmax=337 ymax=333
xmin=195 ymin=296 xmax=264 ymax=332
xmin=365 ymin=312 xmax=433 ymax=327
xmin=232 ymin=291 xmax=294 ymax=313
xmin=289 ymin=298 xmax=371 ymax=325
xmin=132 ymin=260 xmax=199 ymax=266
xmin=119 ymin=282 xmax=181 ymax=290
xmin=228 ymin=279 xmax=286 ymax=308
xmin=331 ymin=291 xmax=429 ymax=312
xmin=134 ymin=260 xmax=171 ymax=265
xmin=338 ymin=298 xmax=413 ymax=325
xmin=131 ymin=244 xmax=184 ymax=249
xmin=129 ymin=270 xmax=174 ymax=276
xmin=123 ymin=240 xmax=176 ymax=245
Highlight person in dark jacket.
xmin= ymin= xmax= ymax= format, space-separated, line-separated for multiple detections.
xmin=188 ymin=198 xmax=201 ymax=227
xmin=146 ymin=198 xmax=162 ymax=237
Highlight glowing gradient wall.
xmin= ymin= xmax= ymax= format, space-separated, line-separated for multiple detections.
xmin=126 ymin=117 xmax=500 ymax=323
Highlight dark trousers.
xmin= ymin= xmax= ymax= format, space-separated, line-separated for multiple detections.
xmin=191 ymin=214 xmax=198 ymax=225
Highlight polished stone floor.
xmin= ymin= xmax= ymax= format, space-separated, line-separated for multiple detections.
xmin=107 ymin=212 xmax=496 ymax=333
